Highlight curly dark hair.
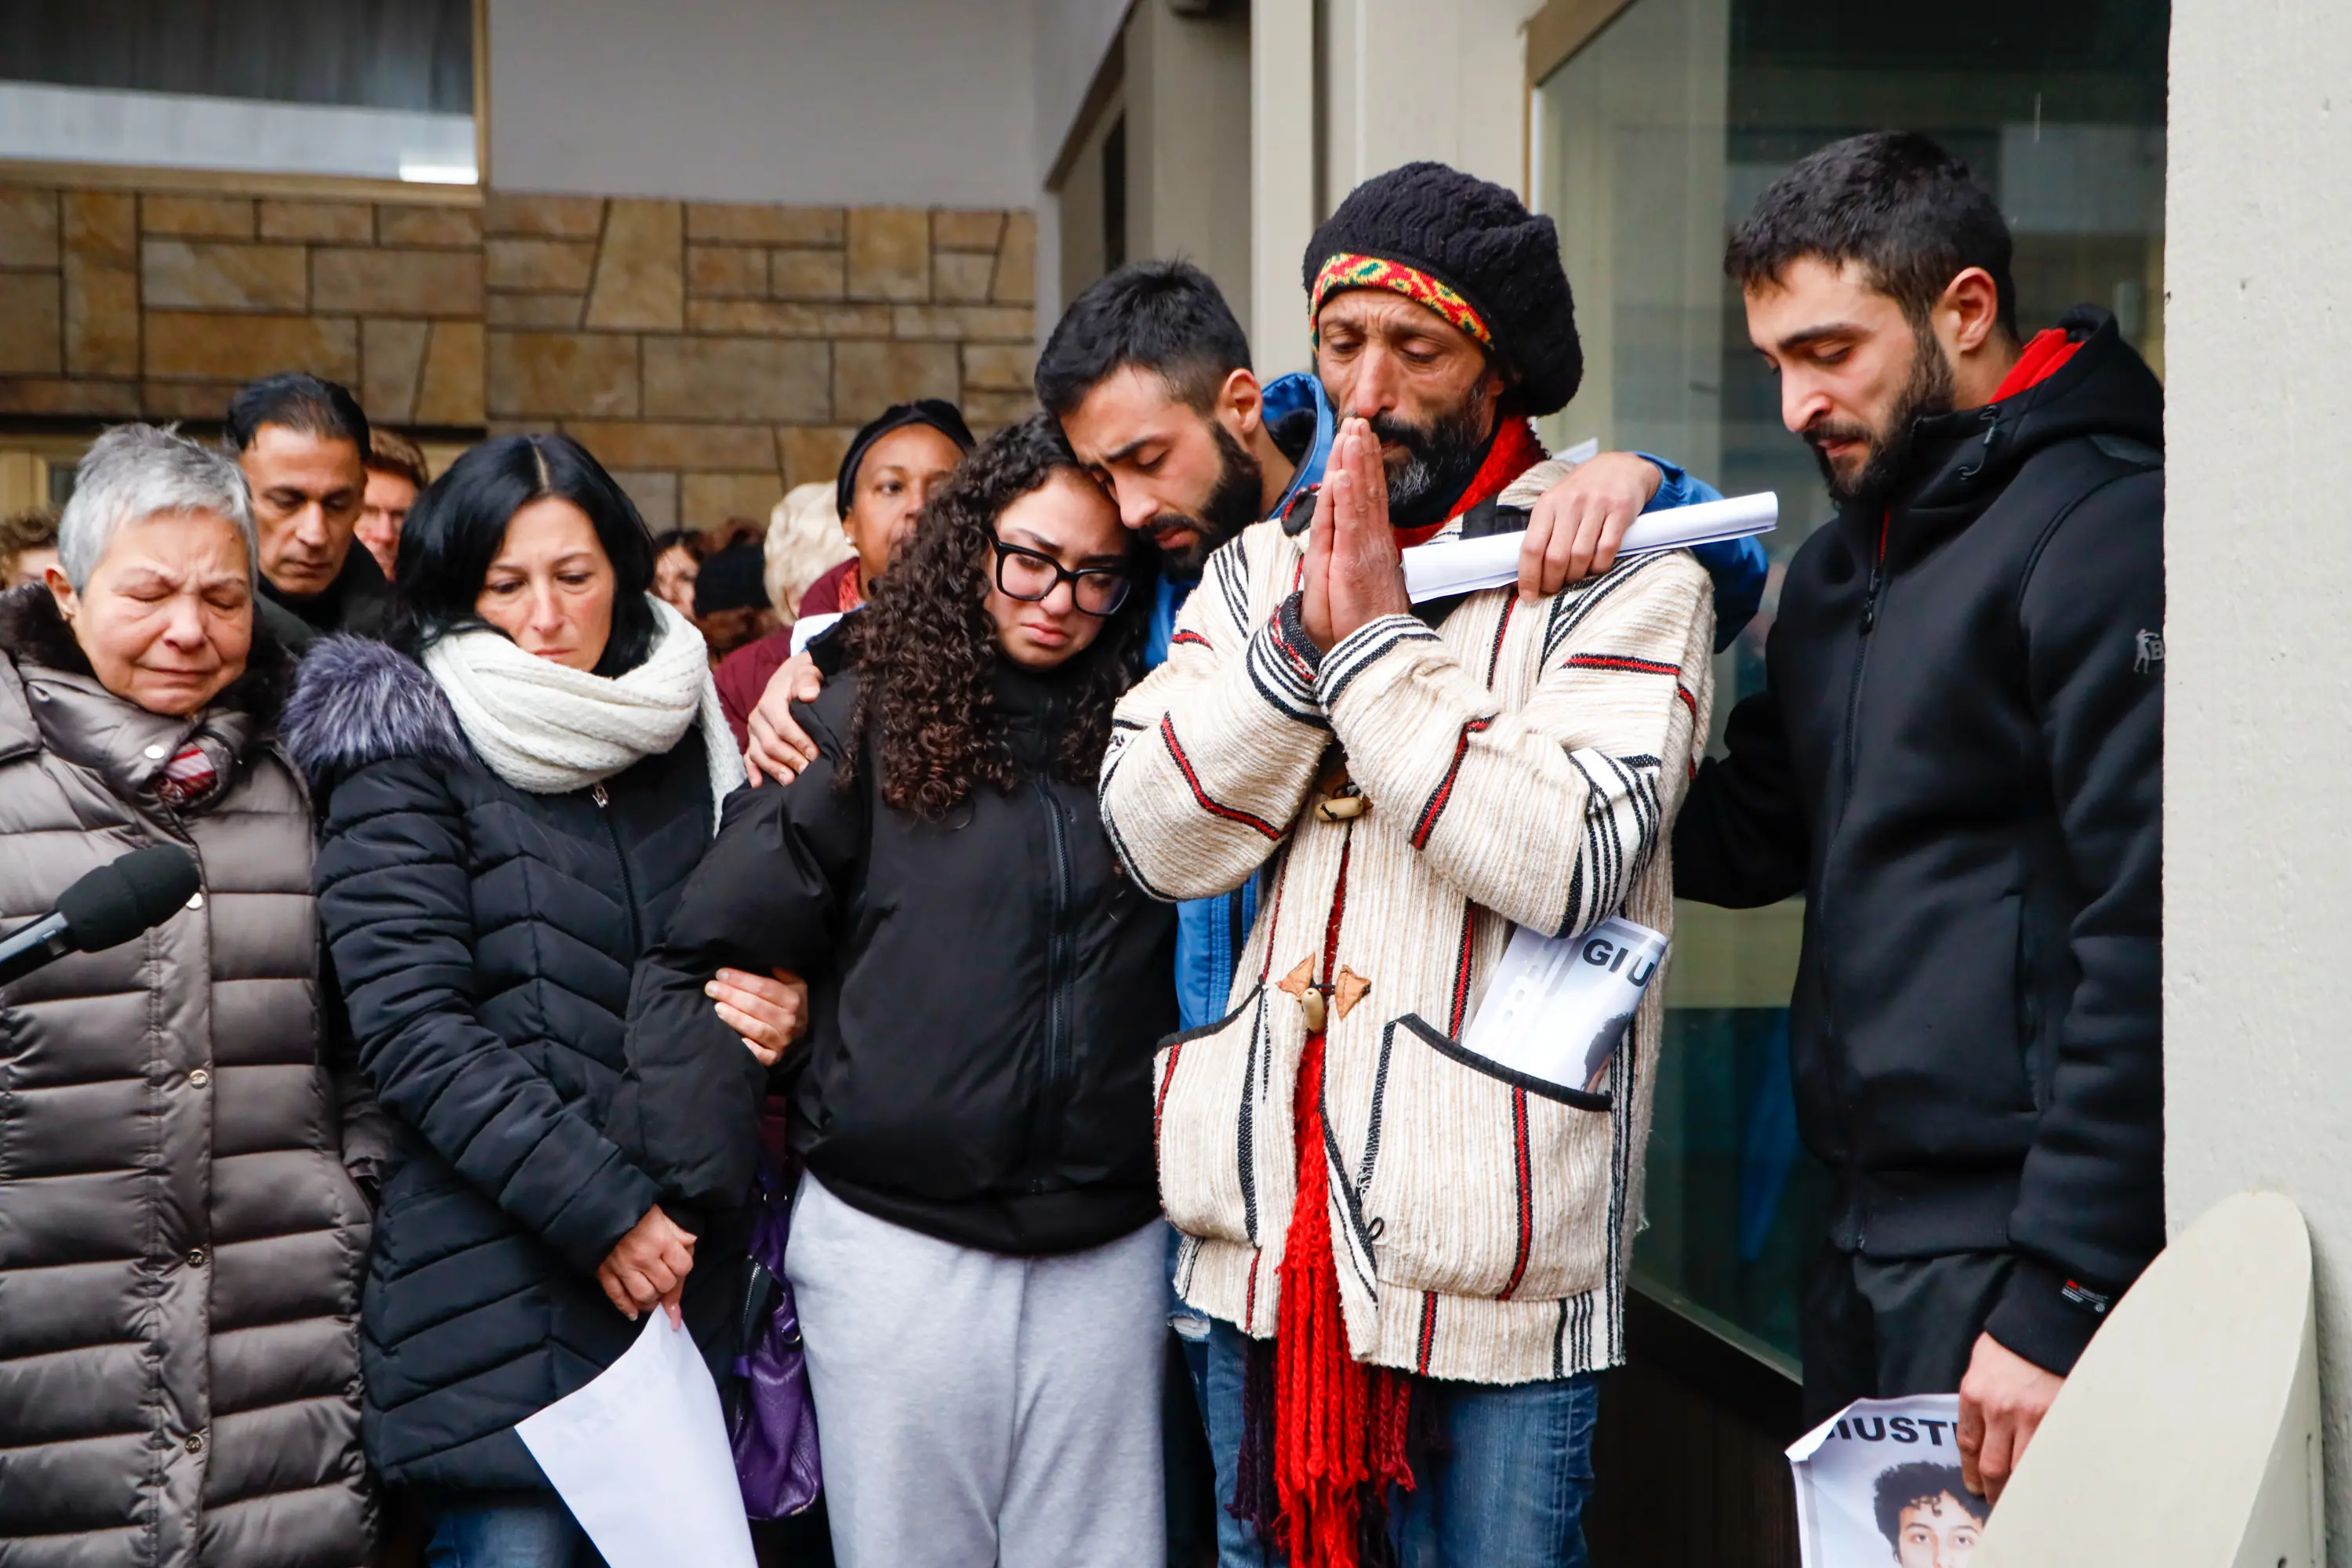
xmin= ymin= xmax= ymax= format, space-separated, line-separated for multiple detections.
xmin=1872 ymin=1461 xmax=1985 ymax=1548
xmin=841 ymin=413 xmax=1147 ymax=820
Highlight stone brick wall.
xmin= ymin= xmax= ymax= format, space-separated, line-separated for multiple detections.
xmin=0 ymin=180 xmax=1039 ymax=533
xmin=483 ymin=194 xmax=1036 ymax=532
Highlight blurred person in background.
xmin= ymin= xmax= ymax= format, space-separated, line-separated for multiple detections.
xmin=765 ymin=481 xmax=852 ymax=622
xmin=0 ymin=424 xmax=382 ymax=1565
xmin=713 ymin=482 xmax=850 ymax=749
xmin=795 ymin=400 xmax=971 ymax=619
xmin=653 ymin=527 xmax=704 ymax=621
xmin=627 ymin=416 xmax=1172 ymax=1567
xmin=360 ymin=426 xmax=430 ymax=578
xmin=285 ymin=433 xmax=800 ymax=1568
xmin=733 ymin=401 xmax=971 ymax=775
xmin=695 ymin=538 xmax=781 ymax=663
xmin=0 ymin=504 xmax=58 ymax=589
xmin=228 ymin=372 xmax=388 ymax=650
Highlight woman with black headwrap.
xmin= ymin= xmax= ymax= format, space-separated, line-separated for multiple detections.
xmin=713 ymin=399 xmax=972 ymax=751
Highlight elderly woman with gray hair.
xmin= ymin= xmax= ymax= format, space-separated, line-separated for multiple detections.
xmin=0 ymin=423 xmax=382 ymax=1565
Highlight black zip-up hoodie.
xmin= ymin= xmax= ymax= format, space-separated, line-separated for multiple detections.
xmin=1673 ymin=307 xmax=2164 ymax=1374
xmin=619 ymin=659 xmax=1178 ymax=1255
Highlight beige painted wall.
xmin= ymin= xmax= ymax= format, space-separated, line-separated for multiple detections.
xmin=1315 ymin=0 xmax=1541 ymax=200
xmin=2165 ymin=0 xmax=2352 ymax=1555
xmin=1124 ymin=0 xmax=1254 ymax=340
xmin=485 ymin=0 xmax=1038 ymax=209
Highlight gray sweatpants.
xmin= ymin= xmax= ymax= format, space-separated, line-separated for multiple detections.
xmin=785 ymin=1174 xmax=1167 ymax=1568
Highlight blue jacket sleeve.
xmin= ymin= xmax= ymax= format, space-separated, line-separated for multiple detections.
xmin=1638 ymin=454 xmax=1766 ymax=651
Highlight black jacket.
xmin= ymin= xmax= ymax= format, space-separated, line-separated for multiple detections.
xmin=286 ymin=637 xmax=745 ymax=1493
xmin=625 ymin=662 xmax=1178 ymax=1255
xmin=1673 ymin=308 xmax=2164 ymax=1374
xmin=261 ymin=542 xmax=392 ymax=652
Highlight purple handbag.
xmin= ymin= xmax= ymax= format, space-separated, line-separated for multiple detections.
xmin=730 ymin=1152 xmax=822 ymax=1519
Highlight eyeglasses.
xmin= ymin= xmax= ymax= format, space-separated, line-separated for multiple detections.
xmin=988 ymin=536 xmax=1134 ymax=617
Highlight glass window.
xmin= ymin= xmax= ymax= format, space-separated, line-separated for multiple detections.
xmin=0 ymin=0 xmax=478 ymax=185
xmin=1533 ymin=0 xmax=2169 ymax=1369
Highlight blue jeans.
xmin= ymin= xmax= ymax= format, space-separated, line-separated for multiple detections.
xmin=1196 ymin=1318 xmax=1599 ymax=1567
xmin=423 ymin=1494 xmax=606 ymax=1568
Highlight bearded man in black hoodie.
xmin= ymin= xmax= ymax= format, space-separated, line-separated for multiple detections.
xmin=1675 ymin=132 xmax=2162 ymax=1504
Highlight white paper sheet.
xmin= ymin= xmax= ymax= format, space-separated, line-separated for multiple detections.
xmin=1457 ymin=917 xmax=1668 ymax=1095
xmin=1399 ymin=490 xmax=1779 ymax=604
xmin=515 ymin=1313 xmax=756 ymax=1568
xmin=1787 ymin=1394 xmax=1984 ymax=1567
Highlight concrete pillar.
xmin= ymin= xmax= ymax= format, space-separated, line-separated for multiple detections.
xmin=1316 ymin=0 xmax=1537 ymax=199
xmin=1125 ymin=0 xmax=1254 ymax=334
xmin=2165 ymin=0 xmax=2352 ymax=1555
xmin=1251 ymin=0 xmax=1318 ymax=376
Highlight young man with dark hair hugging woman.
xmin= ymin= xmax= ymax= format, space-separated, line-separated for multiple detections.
xmin=626 ymin=414 xmax=1180 ymax=1568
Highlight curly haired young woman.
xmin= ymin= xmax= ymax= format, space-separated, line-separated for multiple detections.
xmin=626 ymin=414 xmax=1178 ymax=1568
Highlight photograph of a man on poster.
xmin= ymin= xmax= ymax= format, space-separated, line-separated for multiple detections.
xmin=1873 ymin=1462 xmax=1987 ymax=1567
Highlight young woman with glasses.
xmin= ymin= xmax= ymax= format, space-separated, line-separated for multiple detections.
xmin=622 ymin=415 xmax=1177 ymax=1566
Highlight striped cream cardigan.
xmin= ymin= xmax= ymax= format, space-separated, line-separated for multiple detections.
xmin=1099 ymin=458 xmax=1715 ymax=1386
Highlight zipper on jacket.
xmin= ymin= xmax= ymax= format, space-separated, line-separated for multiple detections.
xmin=1823 ymin=511 xmax=1890 ymax=1235
xmin=1028 ymin=774 xmax=1077 ymax=1192
xmin=590 ymin=782 xmax=643 ymax=955
xmin=1840 ymin=512 xmax=1889 ymax=805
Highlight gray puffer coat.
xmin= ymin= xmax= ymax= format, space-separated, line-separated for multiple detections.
xmin=0 ymin=586 xmax=383 ymax=1567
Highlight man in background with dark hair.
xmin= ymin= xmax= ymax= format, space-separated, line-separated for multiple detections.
xmin=227 ymin=371 xmax=387 ymax=649
xmin=1674 ymin=130 xmax=2164 ymax=1503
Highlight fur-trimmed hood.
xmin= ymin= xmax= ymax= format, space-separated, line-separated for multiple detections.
xmin=281 ymin=633 xmax=473 ymax=797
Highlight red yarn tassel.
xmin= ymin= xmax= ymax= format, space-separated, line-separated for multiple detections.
xmin=1272 ymin=1031 xmax=1419 ymax=1568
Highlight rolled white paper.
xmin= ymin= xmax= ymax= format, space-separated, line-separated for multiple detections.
xmin=1401 ymin=490 xmax=1779 ymax=604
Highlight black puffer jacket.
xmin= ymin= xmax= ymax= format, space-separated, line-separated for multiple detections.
xmin=1673 ymin=307 xmax=2163 ymax=1374
xmin=624 ymin=662 xmax=1177 ymax=1254
xmin=285 ymin=636 xmax=744 ymax=1494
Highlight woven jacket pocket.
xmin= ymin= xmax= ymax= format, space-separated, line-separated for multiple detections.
xmin=1354 ymin=1013 xmax=1616 ymax=1303
xmin=1152 ymin=983 xmax=1290 ymax=1248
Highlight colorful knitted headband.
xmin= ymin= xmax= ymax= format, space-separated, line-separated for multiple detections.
xmin=1309 ymin=252 xmax=1494 ymax=349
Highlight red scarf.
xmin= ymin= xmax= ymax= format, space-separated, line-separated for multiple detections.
xmin=1272 ymin=1025 xmax=1418 ymax=1567
xmin=1391 ymin=416 xmax=1549 ymax=550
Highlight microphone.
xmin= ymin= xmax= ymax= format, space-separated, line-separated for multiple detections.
xmin=0 ymin=845 xmax=204 ymax=989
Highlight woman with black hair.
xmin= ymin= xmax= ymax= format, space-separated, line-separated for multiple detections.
xmin=282 ymin=433 xmax=801 ymax=1566
xmin=626 ymin=414 xmax=1177 ymax=1567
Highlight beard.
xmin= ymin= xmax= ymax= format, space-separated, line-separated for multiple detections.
xmin=1145 ymin=420 xmax=1264 ymax=578
xmin=1805 ymin=324 xmax=1958 ymax=514
xmin=1369 ymin=379 xmax=1497 ymax=532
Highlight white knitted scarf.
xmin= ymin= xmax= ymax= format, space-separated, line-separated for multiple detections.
xmin=423 ymin=595 xmax=737 ymax=825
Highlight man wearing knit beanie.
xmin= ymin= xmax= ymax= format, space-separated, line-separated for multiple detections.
xmin=1102 ymin=161 xmax=1722 ymax=1567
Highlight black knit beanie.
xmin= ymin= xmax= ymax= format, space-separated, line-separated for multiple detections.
xmin=692 ymin=540 xmax=769 ymax=616
xmin=836 ymin=398 xmax=975 ymax=519
xmin=1302 ymin=162 xmax=1582 ymax=416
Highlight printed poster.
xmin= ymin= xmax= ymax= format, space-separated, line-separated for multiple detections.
xmin=1788 ymin=1395 xmax=1988 ymax=1568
